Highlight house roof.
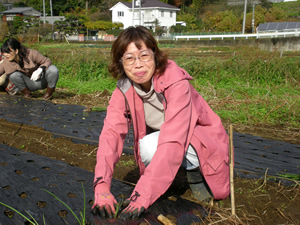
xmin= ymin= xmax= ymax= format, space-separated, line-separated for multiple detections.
xmin=257 ymin=22 xmax=300 ymax=31
xmin=0 ymin=7 xmax=42 ymax=16
xmin=120 ymin=0 xmax=179 ymax=10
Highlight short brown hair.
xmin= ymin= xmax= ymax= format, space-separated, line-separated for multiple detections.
xmin=109 ymin=26 xmax=168 ymax=80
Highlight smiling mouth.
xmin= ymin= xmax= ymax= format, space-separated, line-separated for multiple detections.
xmin=135 ymin=72 xmax=146 ymax=77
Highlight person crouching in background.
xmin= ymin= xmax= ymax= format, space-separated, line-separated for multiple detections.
xmin=0 ymin=38 xmax=59 ymax=99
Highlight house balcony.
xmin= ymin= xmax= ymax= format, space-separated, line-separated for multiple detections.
xmin=143 ymin=16 xmax=156 ymax=23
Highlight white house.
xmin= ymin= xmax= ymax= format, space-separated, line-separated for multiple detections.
xmin=110 ymin=0 xmax=180 ymax=31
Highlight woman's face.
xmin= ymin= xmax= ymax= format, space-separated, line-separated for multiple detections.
xmin=3 ymin=48 xmax=18 ymax=62
xmin=122 ymin=41 xmax=155 ymax=92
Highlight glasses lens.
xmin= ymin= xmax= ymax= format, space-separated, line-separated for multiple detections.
xmin=139 ymin=51 xmax=152 ymax=62
xmin=123 ymin=54 xmax=135 ymax=65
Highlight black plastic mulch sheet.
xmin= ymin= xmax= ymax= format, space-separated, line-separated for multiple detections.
xmin=0 ymin=93 xmax=134 ymax=151
xmin=232 ymin=133 xmax=300 ymax=181
xmin=0 ymin=144 xmax=207 ymax=225
xmin=0 ymin=94 xmax=299 ymax=182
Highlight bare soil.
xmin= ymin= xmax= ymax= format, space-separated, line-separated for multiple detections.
xmin=0 ymin=89 xmax=299 ymax=225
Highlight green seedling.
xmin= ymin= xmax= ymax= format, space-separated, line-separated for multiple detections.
xmin=91 ymin=107 xmax=107 ymax=112
xmin=42 ymin=182 xmax=86 ymax=225
xmin=0 ymin=183 xmax=87 ymax=225
xmin=277 ymin=173 xmax=300 ymax=181
xmin=114 ymin=195 xmax=125 ymax=219
xmin=0 ymin=201 xmax=41 ymax=225
xmin=116 ymin=159 xmax=136 ymax=167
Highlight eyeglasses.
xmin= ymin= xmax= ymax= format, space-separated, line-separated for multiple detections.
xmin=121 ymin=50 xmax=154 ymax=66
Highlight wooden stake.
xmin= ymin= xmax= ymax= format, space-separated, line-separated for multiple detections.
xmin=157 ymin=214 xmax=175 ymax=225
xmin=229 ymin=124 xmax=236 ymax=216
xmin=64 ymin=35 xmax=70 ymax=44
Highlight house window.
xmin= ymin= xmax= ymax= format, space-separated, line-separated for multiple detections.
xmin=161 ymin=11 xmax=164 ymax=17
xmin=170 ymin=12 xmax=172 ymax=18
xmin=117 ymin=11 xmax=124 ymax=17
xmin=6 ymin=15 xmax=14 ymax=21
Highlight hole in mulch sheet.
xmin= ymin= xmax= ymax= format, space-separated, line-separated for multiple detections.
xmin=15 ymin=170 xmax=23 ymax=175
xmin=19 ymin=192 xmax=28 ymax=199
xmin=37 ymin=201 xmax=47 ymax=208
xmin=58 ymin=210 xmax=68 ymax=218
xmin=4 ymin=210 xmax=14 ymax=218
xmin=67 ymin=193 xmax=77 ymax=198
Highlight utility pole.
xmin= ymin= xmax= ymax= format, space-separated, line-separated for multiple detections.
xmin=50 ymin=0 xmax=53 ymax=17
xmin=252 ymin=3 xmax=255 ymax=33
xmin=50 ymin=0 xmax=53 ymax=25
xmin=86 ymin=0 xmax=88 ymax=16
xmin=139 ymin=0 xmax=141 ymax=26
xmin=132 ymin=0 xmax=134 ymax=26
xmin=43 ymin=0 xmax=46 ymax=24
xmin=242 ymin=0 xmax=247 ymax=34
xmin=86 ymin=0 xmax=88 ymax=40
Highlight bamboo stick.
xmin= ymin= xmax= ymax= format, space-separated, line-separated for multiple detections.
xmin=229 ymin=124 xmax=236 ymax=216
xmin=157 ymin=214 xmax=175 ymax=225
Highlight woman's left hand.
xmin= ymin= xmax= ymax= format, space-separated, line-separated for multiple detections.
xmin=119 ymin=199 xmax=145 ymax=220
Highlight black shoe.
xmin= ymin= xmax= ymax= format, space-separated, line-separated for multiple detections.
xmin=186 ymin=168 xmax=212 ymax=201
xmin=189 ymin=182 xmax=212 ymax=201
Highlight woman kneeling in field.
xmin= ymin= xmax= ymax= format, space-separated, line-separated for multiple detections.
xmin=93 ymin=26 xmax=230 ymax=220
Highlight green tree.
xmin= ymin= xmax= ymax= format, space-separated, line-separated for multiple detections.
xmin=260 ymin=0 xmax=272 ymax=9
xmin=254 ymin=5 xmax=267 ymax=26
xmin=12 ymin=16 xmax=26 ymax=34
xmin=155 ymin=26 xmax=165 ymax=37
xmin=190 ymin=0 xmax=202 ymax=17
xmin=84 ymin=21 xmax=122 ymax=30
xmin=217 ymin=10 xmax=240 ymax=32
xmin=153 ymin=18 xmax=165 ymax=36
xmin=177 ymin=13 xmax=199 ymax=30
xmin=0 ymin=23 xmax=9 ymax=41
xmin=265 ymin=7 xmax=287 ymax=22
xmin=202 ymin=10 xmax=221 ymax=31
xmin=0 ymin=3 xmax=6 ymax=12
xmin=54 ymin=14 xmax=86 ymax=35
xmin=170 ymin=24 xmax=188 ymax=33
xmin=243 ymin=12 xmax=254 ymax=33
xmin=24 ymin=16 xmax=41 ymax=28
xmin=15 ymin=0 xmax=89 ymax=16
xmin=14 ymin=0 xmax=43 ymax=13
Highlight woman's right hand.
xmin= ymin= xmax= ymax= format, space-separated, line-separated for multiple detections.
xmin=92 ymin=183 xmax=117 ymax=219
xmin=31 ymin=68 xmax=43 ymax=81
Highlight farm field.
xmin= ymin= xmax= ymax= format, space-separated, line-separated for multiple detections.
xmin=0 ymin=42 xmax=299 ymax=224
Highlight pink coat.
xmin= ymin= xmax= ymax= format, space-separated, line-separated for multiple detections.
xmin=94 ymin=60 xmax=230 ymax=209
